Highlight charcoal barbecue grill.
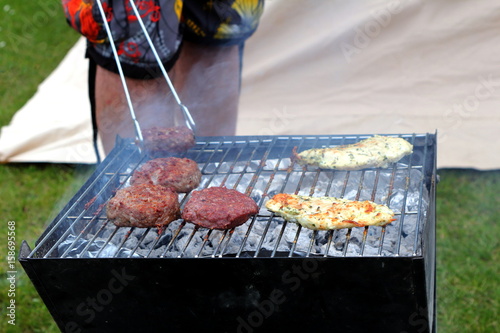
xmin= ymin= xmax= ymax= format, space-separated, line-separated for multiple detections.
xmin=20 ymin=133 xmax=437 ymax=332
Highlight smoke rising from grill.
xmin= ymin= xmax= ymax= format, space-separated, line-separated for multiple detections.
xmin=96 ymin=42 xmax=240 ymax=155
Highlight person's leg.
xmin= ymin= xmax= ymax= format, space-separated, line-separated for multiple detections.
xmin=94 ymin=66 xmax=176 ymax=154
xmin=94 ymin=42 xmax=241 ymax=154
xmin=169 ymin=41 xmax=241 ymax=137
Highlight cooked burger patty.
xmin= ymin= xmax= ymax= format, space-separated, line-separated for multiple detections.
xmin=182 ymin=187 xmax=259 ymax=230
xmin=106 ymin=183 xmax=180 ymax=228
xmin=130 ymin=157 xmax=201 ymax=193
xmin=142 ymin=126 xmax=195 ymax=154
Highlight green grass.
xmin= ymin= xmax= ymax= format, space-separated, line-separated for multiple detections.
xmin=0 ymin=164 xmax=94 ymax=333
xmin=0 ymin=1 xmax=83 ymax=332
xmin=1 ymin=1 xmax=499 ymax=332
xmin=0 ymin=0 xmax=80 ymax=125
xmin=436 ymin=169 xmax=499 ymax=333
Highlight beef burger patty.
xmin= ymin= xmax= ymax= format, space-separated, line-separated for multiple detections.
xmin=107 ymin=183 xmax=180 ymax=228
xmin=142 ymin=126 xmax=195 ymax=154
xmin=130 ymin=157 xmax=201 ymax=193
xmin=182 ymin=187 xmax=259 ymax=230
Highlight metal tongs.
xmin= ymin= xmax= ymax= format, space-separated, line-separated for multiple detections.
xmin=95 ymin=0 xmax=196 ymax=148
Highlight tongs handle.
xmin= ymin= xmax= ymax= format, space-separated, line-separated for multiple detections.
xmin=128 ymin=1 xmax=197 ymax=135
xmin=95 ymin=0 xmax=143 ymax=144
xmin=179 ymin=104 xmax=197 ymax=134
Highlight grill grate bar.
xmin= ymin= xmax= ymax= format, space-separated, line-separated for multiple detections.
xmin=127 ymin=228 xmax=152 ymax=258
xmin=96 ymin=226 xmax=119 ymax=258
xmin=250 ymin=137 xmax=301 ymax=257
xmin=288 ymin=225 xmax=303 ymax=257
xmin=212 ymin=230 xmax=229 ymax=258
xmin=61 ymin=152 xmax=149 ymax=258
xmin=359 ymin=169 xmax=382 ymax=256
xmin=214 ymin=143 xmax=249 ymax=188
xmin=112 ymin=227 xmax=135 ymax=257
xmin=342 ymin=230 xmax=353 ymax=256
xmin=158 ymin=221 xmax=186 ymax=258
xmin=413 ymin=134 xmax=430 ymax=255
xmin=377 ymin=160 xmax=399 ymax=255
xmin=285 ymin=137 xmax=321 ymax=257
xmin=144 ymin=190 xmax=193 ymax=257
xmin=324 ymin=231 xmax=335 ymax=258
xmin=306 ymin=230 xmax=318 ymax=257
xmin=218 ymin=229 xmax=236 ymax=258
xmin=195 ymin=230 xmax=214 ymax=258
xmin=242 ymin=139 xmax=277 ymax=196
xmin=59 ymin=207 xmax=106 ymax=258
xmin=58 ymin=149 xmax=148 ymax=258
xmin=324 ymin=160 xmax=351 ymax=256
xmin=236 ymin=216 xmax=257 ymax=258
xmin=184 ymin=138 xmax=277 ymax=257
xmin=337 ymin=161 xmax=352 ymax=252
xmin=126 ymin=143 xmax=210 ymax=258
xmin=177 ymin=225 xmax=199 ymax=258
xmin=342 ymin=169 xmax=366 ymax=255
xmin=198 ymin=141 xmax=237 ymax=187
xmin=395 ymin=134 xmax=417 ymax=256
xmin=40 ymin=143 xmax=142 ymax=258
xmin=301 ymin=137 xmax=335 ymax=258
xmin=313 ymin=137 xmax=338 ymax=258
xmin=221 ymin=138 xmax=280 ymax=257
xmin=74 ymin=219 xmax=113 ymax=257
xmin=222 ymin=142 xmax=259 ymax=190
xmin=271 ymin=220 xmax=289 ymax=257
xmin=253 ymin=218 xmax=274 ymax=258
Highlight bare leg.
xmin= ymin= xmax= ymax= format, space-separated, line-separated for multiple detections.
xmin=170 ymin=42 xmax=241 ymax=137
xmin=95 ymin=67 xmax=176 ymax=153
xmin=94 ymin=41 xmax=240 ymax=154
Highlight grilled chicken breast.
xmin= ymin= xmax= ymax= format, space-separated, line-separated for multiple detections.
xmin=265 ymin=193 xmax=396 ymax=230
xmin=293 ymin=135 xmax=413 ymax=170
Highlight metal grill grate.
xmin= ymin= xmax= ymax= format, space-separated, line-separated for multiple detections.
xmin=27 ymin=134 xmax=435 ymax=259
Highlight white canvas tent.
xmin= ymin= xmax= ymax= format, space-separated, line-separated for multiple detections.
xmin=1 ymin=0 xmax=500 ymax=169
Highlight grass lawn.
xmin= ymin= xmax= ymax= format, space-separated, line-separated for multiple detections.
xmin=0 ymin=1 xmax=498 ymax=332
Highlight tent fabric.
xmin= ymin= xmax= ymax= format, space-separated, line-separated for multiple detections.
xmin=1 ymin=0 xmax=499 ymax=169
xmin=0 ymin=38 xmax=99 ymax=164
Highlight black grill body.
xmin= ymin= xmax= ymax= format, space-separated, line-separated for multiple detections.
xmin=20 ymin=134 xmax=437 ymax=332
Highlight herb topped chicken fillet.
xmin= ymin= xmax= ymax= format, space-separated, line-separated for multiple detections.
xmin=293 ymin=135 xmax=413 ymax=170
xmin=265 ymin=193 xmax=396 ymax=230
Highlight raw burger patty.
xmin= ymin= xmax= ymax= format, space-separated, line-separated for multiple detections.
xmin=182 ymin=187 xmax=259 ymax=230
xmin=142 ymin=126 xmax=195 ymax=154
xmin=130 ymin=157 xmax=201 ymax=193
xmin=106 ymin=183 xmax=180 ymax=228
